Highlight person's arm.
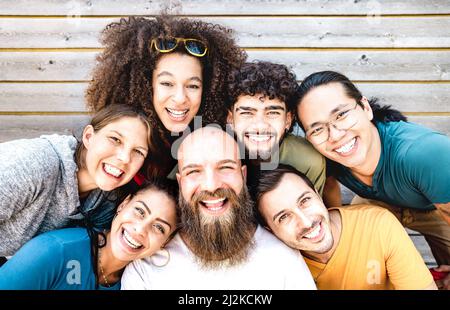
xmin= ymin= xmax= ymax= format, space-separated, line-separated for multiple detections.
xmin=120 ymin=259 xmax=150 ymax=290
xmin=322 ymin=176 xmax=342 ymax=208
xmin=0 ymin=234 xmax=64 ymax=289
xmin=380 ymin=210 xmax=436 ymax=290
xmin=406 ymin=133 xmax=450 ymax=223
xmin=435 ymin=203 xmax=450 ymax=225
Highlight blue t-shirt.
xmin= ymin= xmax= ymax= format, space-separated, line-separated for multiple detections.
xmin=0 ymin=228 xmax=120 ymax=290
xmin=329 ymin=121 xmax=450 ymax=210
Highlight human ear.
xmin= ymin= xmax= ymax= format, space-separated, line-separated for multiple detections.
xmin=82 ymin=125 xmax=95 ymax=149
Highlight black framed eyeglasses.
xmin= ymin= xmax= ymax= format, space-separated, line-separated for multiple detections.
xmin=305 ymin=102 xmax=360 ymax=145
xmin=150 ymin=37 xmax=208 ymax=57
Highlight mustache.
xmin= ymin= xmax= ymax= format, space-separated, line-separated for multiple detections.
xmin=192 ymin=188 xmax=239 ymax=207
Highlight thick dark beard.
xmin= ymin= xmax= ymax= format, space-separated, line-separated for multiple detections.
xmin=179 ymin=187 xmax=256 ymax=269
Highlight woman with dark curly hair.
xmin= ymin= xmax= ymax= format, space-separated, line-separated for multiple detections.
xmin=86 ymin=15 xmax=247 ymax=179
xmin=226 ymin=61 xmax=326 ymax=195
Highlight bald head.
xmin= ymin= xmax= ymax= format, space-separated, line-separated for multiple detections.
xmin=176 ymin=126 xmax=246 ymax=202
xmin=178 ymin=126 xmax=241 ymax=167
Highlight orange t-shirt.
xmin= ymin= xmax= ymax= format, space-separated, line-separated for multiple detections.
xmin=304 ymin=205 xmax=433 ymax=289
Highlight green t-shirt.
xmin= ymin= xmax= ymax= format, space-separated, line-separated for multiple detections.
xmin=279 ymin=134 xmax=326 ymax=195
xmin=329 ymin=121 xmax=450 ymax=210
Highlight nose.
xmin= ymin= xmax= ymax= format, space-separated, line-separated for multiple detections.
xmin=201 ymin=169 xmax=222 ymax=193
xmin=172 ymin=86 xmax=187 ymax=105
xmin=116 ymin=147 xmax=131 ymax=164
xmin=293 ymin=209 xmax=313 ymax=231
xmin=327 ymin=123 xmax=346 ymax=142
xmin=252 ymin=111 xmax=269 ymax=129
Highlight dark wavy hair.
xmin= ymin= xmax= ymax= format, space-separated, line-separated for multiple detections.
xmin=85 ymin=177 xmax=180 ymax=289
xmin=86 ymin=16 xmax=247 ymax=178
xmin=295 ymin=71 xmax=407 ymax=131
xmin=227 ymin=61 xmax=299 ymax=115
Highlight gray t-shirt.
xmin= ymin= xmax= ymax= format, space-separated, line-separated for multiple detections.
xmin=0 ymin=135 xmax=80 ymax=256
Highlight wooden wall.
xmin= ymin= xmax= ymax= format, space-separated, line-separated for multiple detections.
xmin=1 ymin=0 xmax=450 ymax=142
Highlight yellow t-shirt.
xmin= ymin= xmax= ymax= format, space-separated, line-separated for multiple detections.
xmin=304 ymin=205 xmax=433 ymax=290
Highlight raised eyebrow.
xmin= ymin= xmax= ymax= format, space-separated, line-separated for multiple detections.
xmin=307 ymin=103 xmax=351 ymax=129
xmin=217 ymin=159 xmax=238 ymax=166
xmin=109 ymin=130 xmax=124 ymax=137
xmin=156 ymin=218 xmax=172 ymax=231
xmin=188 ymin=76 xmax=202 ymax=83
xmin=272 ymin=209 xmax=287 ymax=223
xmin=137 ymin=201 xmax=151 ymax=215
xmin=181 ymin=163 xmax=201 ymax=172
xmin=265 ymin=105 xmax=285 ymax=111
xmin=296 ymin=191 xmax=311 ymax=206
xmin=235 ymin=106 xmax=257 ymax=113
xmin=156 ymin=71 xmax=174 ymax=78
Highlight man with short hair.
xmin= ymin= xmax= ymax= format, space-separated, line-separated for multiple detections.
xmin=226 ymin=61 xmax=326 ymax=194
xmin=254 ymin=164 xmax=437 ymax=290
xmin=121 ymin=127 xmax=316 ymax=289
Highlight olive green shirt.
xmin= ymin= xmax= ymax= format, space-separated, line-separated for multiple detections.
xmin=279 ymin=134 xmax=326 ymax=195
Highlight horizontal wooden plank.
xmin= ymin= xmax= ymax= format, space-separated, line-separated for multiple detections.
xmin=0 ymin=115 xmax=89 ymax=143
xmin=0 ymin=83 xmax=87 ymax=112
xmin=1 ymin=0 xmax=449 ymax=15
xmin=408 ymin=116 xmax=450 ymax=136
xmin=1 ymin=82 xmax=449 ymax=113
xmin=2 ymin=17 xmax=450 ymax=48
xmin=1 ymin=50 xmax=450 ymax=81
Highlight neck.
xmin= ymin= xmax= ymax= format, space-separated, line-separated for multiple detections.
xmin=350 ymin=124 xmax=381 ymax=185
xmin=302 ymin=210 xmax=342 ymax=264
xmin=77 ymin=168 xmax=97 ymax=197
xmin=97 ymin=232 xmax=128 ymax=286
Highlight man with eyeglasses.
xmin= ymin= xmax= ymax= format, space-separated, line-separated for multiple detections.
xmin=295 ymin=71 xmax=450 ymax=289
xmin=253 ymin=164 xmax=437 ymax=289
xmin=226 ymin=61 xmax=326 ymax=196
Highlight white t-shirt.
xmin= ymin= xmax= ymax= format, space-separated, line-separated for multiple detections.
xmin=121 ymin=225 xmax=316 ymax=290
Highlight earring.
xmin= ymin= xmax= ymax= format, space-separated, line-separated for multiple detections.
xmin=150 ymin=248 xmax=170 ymax=267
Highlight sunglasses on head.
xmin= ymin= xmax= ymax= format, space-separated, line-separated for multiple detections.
xmin=150 ymin=37 xmax=208 ymax=57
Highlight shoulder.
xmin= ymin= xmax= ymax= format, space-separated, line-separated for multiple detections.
xmin=280 ymin=134 xmax=325 ymax=167
xmin=0 ymin=135 xmax=74 ymax=172
xmin=336 ymin=205 xmax=399 ymax=229
xmin=254 ymin=226 xmax=301 ymax=257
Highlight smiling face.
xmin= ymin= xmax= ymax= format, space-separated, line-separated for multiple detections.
xmin=109 ymin=187 xmax=177 ymax=262
xmin=297 ymin=83 xmax=379 ymax=171
xmin=176 ymin=127 xmax=256 ymax=266
xmin=176 ymin=127 xmax=246 ymax=219
xmin=228 ymin=95 xmax=292 ymax=161
xmin=82 ymin=116 xmax=149 ymax=192
xmin=259 ymin=173 xmax=333 ymax=254
xmin=152 ymin=52 xmax=203 ymax=133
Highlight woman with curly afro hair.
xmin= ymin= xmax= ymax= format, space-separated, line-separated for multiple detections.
xmin=86 ymin=15 xmax=247 ymax=179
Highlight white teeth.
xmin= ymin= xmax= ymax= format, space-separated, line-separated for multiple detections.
xmin=247 ymin=134 xmax=272 ymax=142
xmin=123 ymin=229 xmax=142 ymax=249
xmin=304 ymin=224 xmax=321 ymax=239
xmin=103 ymin=163 xmax=123 ymax=177
xmin=201 ymin=197 xmax=226 ymax=204
xmin=167 ymin=108 xmax=188 ymax=118
xmin=335 ymin=138 xmax=356 ymax=154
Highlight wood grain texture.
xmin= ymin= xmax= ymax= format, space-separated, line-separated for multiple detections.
xmin=2 ymin=17 xmax=450 ymax=48
xmin=1 ymin=0 xmax=449 ymax=15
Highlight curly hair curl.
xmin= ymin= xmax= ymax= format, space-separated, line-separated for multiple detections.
xmin=227 ymin=61 xmax=299 ymax=114
xmin=85 ymin=16 xmax=247 ymax=178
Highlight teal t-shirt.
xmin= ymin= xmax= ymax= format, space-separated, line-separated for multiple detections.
xmin=329 ymin=121 xmax=450 ymax=210
xmin=0 ymin=228 xmax=120 ymax=290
